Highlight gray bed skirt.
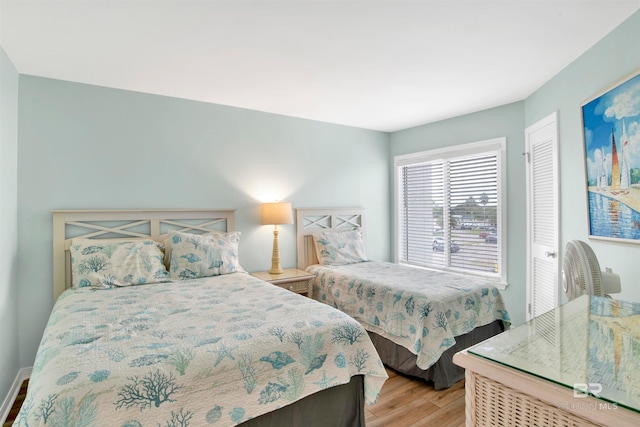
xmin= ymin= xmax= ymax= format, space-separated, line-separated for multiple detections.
xmin=241 ymin=374 xmax=365 ymax=427
xmin=368 ymin=320 xmax=505 ymax=390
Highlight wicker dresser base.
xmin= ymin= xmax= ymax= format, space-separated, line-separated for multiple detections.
xmin=466 ymin=371 xmax=599 ymax=427
xmin=454 ymin=350 xmax=640 ymax=427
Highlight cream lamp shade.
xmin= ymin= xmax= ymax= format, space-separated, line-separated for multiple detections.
xmin=261 ymin=202 xmax=294 ymax=226
xmin=261 ymin=202 xmax=293 ymax=274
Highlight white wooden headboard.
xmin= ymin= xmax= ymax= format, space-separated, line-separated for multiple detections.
xmin=295 ymin=207 xmax=365 ymax=270
xmin=52 ymin=209 xmax=235 ymax=303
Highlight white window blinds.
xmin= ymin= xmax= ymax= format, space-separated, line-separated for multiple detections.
xmin=396 ymin=138 xmax=505 ymax=282
xmin=401 ymin=161 xmax=445 ymax=266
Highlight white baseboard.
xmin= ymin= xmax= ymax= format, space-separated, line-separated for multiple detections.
xmin=0 ymin=367 xmax=32 ymax=425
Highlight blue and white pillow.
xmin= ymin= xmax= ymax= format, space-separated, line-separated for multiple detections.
xmin=70 ymin=239 xmax=169 ymax=289
xmin=312 ymin=229 xmax=368 ymax=265
xmin=168 ymin=231 xmax=246 ymax=280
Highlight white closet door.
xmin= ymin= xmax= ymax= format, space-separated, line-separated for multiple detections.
xmin=525 ymin=112 xmax=559 ymax=321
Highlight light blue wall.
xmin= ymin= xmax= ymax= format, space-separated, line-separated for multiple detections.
xmin=525 ymin=10 xmax=640 ymax=304
xmin=389 ymin=102 xmax=527 ymax=326
xmin=0 ymin=46 xmax=19 ymax=402
xmin=17 ymin=76 xmax=390 ymax=367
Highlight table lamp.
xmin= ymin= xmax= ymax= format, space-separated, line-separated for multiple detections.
xmin=261 ymin=202 xmax=293 ymax=274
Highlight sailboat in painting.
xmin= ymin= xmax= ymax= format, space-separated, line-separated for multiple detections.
xmin=620 ymin=121 xmax=631 ymax=192
xmin=596 ymin=146 xmax=608 ymax=189
xmin=609 ymin=126 xmax=630 ymax=196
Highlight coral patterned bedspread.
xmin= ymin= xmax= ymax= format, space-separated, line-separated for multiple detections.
xmin=17 ymin=273 xmax=387 ymax=427
xmin=307 ymin=261 xmax=511 ymax=370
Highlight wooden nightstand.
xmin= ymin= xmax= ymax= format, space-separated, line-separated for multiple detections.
xmin=250 ymin=268 xmax=315 ymax=296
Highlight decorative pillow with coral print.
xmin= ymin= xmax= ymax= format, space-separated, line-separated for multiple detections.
xmin=70 ymin=239 xmax=169 ymax=289
xmin=168 ymin=231 xmax=246 ymax=280
xmin=312 ymin=229 xmax=368 ymax=265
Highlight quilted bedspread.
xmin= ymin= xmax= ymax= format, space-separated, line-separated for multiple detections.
xmin=16 ymin=273 xmax=387 ymax=427
xmin=307 ymin=261 xmax=511 ymax=370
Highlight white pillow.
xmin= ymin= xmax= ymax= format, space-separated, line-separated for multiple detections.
xmin=70 ymin=239 xmax=169 ymax=289
xmin=168 ymin=231 xmax=246 ymax=280
xmin=162 ymin=230 xmax=226 ymax=269
xmin=312 ymin=229 xmax=368 ymax=265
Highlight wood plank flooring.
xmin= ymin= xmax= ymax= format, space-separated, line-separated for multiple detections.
xmin=2 ymin=379 xmax=27 ymax=427
xmin=4 ymin=370 xmax=465 ymax=427
xmin=366 ymin=368 xmax=466 ymax=427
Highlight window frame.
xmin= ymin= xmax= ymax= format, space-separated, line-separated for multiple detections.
xmin=394 ymin=137 xmax=508 ymax=288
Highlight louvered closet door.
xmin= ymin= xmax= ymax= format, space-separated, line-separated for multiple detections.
xmin=525 ymin=112 xmax=559 ymax=321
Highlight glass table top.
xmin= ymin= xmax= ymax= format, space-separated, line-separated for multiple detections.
xmin=468 ymin=295 xmax=640 ymax=413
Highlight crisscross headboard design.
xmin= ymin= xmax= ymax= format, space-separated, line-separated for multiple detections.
xmin=295 ymin=208 xmax=365 ymax=269
xmin=52 ymin=209 xmax=235 ymax=302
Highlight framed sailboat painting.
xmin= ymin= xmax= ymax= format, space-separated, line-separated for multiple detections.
xmin=581 ymin=69 xmax=640 ymax=243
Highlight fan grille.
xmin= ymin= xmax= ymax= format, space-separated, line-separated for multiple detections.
xmin=562 ymin=240 xmax=603 ymax=299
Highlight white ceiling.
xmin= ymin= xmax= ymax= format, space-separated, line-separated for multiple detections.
xmin=1 ymin=1 xmax=639 ymax=132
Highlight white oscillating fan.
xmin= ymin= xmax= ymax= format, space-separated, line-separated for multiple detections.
xmin=562 ymin=240 xmax=621 ymax=300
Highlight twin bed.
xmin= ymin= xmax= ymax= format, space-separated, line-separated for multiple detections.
xmin=296 ymin=208 xmax=510 ymax=390
xmin=17 ymin=210 xmax=387 ymax=427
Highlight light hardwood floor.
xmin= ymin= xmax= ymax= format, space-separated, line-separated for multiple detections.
xmin=3 ymin=379 xmax=27 ymax=427
xmin=365 ymin=368 xmax=466 ymax=427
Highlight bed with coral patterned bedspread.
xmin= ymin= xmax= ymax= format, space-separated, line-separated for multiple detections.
xmin=296 ymin=208 xmax=510 ymax=390
xmin=17 ymin=272 xmax=387 ymax=427
xmin=307 ymin=261 xmax=510 ymax=383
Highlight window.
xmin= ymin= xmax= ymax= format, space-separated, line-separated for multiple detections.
xmin=395 ymin=138 xmax=506 ymax=286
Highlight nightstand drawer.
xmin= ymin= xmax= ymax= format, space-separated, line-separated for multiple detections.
xmin=250 ymin=268 xmax=315 ymax=296
xmin=275 ymin=279 xmax=310 ymax=294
